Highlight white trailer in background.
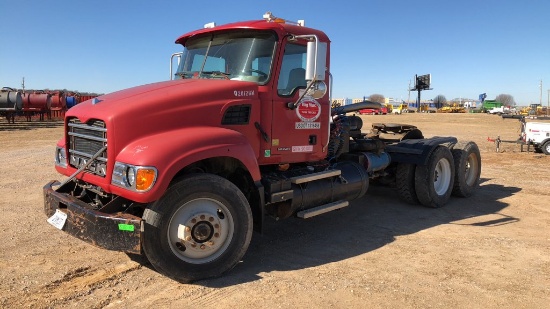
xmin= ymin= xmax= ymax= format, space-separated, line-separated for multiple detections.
xmin=524 ymin=122 xmax=550 ymax=154
xmin=488 ymin=116 xmax=550 ymax=154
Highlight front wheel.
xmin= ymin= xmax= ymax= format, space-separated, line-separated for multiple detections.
xmin=415 ymin=146 xmax=455 ymax=208
xmin=142 ymin=174 xmax=253 ymax=283
xmin=542 ymin=141 xmax=550 ymax=155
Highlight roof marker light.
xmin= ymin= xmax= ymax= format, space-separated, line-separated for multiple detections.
xmin=204 ymin=22 xmax=216 ymax=28
xmin=263 ymin=11 xmax=304 ymax=26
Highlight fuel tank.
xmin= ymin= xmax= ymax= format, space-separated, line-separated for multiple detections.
xmin=265 ymin=161 xmax=370 ymax=218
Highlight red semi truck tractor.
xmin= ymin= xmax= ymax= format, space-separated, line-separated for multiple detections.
xmin=44 ymin=13 xmax=481 ymax=282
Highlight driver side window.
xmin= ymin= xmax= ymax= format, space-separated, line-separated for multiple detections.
xmin=277 ymin=43 xmax=307 ymax=96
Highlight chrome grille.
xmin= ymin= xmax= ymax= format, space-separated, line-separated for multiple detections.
xmin=68 ymin=118 xmax=107 ymax=177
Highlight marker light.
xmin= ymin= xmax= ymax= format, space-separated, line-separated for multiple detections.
xmin=55 ymin=146 xmax=67 ymax=168
xmin=263 ymin=12 xmax=304 ymax=26
xmin=135 ymin=168 xmax=156 ymax=191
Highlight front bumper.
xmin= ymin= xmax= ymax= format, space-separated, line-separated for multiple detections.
xmin=43 ymin=181 xmax=143 ymax=254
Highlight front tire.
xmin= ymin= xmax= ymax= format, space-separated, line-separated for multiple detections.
xmin=542 ymin=141 xmax=550 ymax=155
xmin=451 ymin=141 xmax=481 ymax=197
xmin=142 ymin=174 xmax=253 ymax=283
xmin=415 ymin=146 xmax=455 ymax=208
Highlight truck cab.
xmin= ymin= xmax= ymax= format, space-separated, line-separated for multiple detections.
xmin=170 ymin=17 xmax=331 ymax=166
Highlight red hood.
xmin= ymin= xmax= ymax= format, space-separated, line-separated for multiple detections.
xmin=67 ymin=79 xmax=258 ymax=122
xmin=65 ymin=78 xmax=259 ymax=155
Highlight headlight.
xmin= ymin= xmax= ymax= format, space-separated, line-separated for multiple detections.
xmin=127 ymin=167 xmax=136 ymax=186
xmin=55 ymin=147 xmax=67 ymax=168
xmin=112 ymin=162 xmax=157 ymax=192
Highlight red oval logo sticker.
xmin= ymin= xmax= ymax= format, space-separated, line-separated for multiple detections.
xmin=296 ymin=98 xmax=321 ymax=122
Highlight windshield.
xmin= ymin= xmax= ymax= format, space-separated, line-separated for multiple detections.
xmin=175 ymin=31 xmax=277 ymax=84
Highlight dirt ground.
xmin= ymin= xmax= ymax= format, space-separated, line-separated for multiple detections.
xmin=0 ymin=112 xmax=549 ymax=308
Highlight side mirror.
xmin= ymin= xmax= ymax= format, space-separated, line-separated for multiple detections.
xmin=305 ymin=42 xmax=327 ymax=81
xmin=307 ymin=81 xmax=327 ymax=99
xmin=170 ymin=52 xmax=183 ymax=80
xmin=290 ymin=37 xmax=328 ymax=109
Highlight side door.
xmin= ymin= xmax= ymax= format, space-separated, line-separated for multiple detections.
xmin=269 ymin=41 xmax=329 ymax=163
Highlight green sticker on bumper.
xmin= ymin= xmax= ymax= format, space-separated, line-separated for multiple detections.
xmin=118 ymin=223 xmax=135 ymax=232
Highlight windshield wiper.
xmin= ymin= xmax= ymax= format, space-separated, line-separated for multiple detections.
xmin=198 ymin=38 xmax=213 ymax=75
xmin=201 ymin=71 xmax=231 ymax=79
xmin=174 ymin=71 xmax=194 ymax=79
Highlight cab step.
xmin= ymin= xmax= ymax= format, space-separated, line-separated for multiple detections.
xmin=290 ymin=169 xmax=341 ymax=184
xmin=296 ymin=200 xmax=349 ymax=219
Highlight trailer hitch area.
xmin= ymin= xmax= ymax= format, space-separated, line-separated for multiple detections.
xmin=487 ymin=136 xmax=502 ymax=152
xmin=488 ymin=136 xmax=527 ymax=153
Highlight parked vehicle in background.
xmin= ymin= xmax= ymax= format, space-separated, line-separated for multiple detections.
xmin=488 ymin=115 xmax=550 ymax=155
xmin=481 ymin=99 xmax=503 ymax=113
xmin=520 ymin=104 xmax=547 ymax=116
xmin=359 ymin=105 xmax=387 ymax=115
xmin=524 ymin=122 xmax=550 ymax=154
xmin=488 ymin=106 xmax=511 ymax=115
xmin=418 ymin=104 xmax=437 ymax=113
xmin=392 ymin=104 xmax=409 ymax=114
xmin=438 ymin=104 xmax=466 ymax=113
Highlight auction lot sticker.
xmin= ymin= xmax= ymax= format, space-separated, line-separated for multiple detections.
xmin=47 ymin=209 xmax=67 ymax=230
xmin=292 ymin=145 xmax=313 ymax=152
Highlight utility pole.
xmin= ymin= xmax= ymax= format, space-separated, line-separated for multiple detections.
xmin=540 ymin=80 xmax=543 ymax=106
xmin=407 ymin=80 xmax=411 ymax=103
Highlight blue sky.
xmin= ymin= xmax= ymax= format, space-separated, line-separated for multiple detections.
xmin=1 ymin=0 xmax=549 ymax=104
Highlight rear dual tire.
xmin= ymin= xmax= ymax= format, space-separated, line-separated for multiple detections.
xmin=396 ymin=141 xmax=481 ymax=207
xmin=451 ymin=141 xmax=482 ymax=197
xmin=414 ymin=146 xmax=455 ymax=208
xmin=396 ymin=163 xmax=419 ymax=204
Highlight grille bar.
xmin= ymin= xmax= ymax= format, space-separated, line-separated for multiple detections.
xmin=68 ymin=149 xmax=108 ymax=162
xmin=68 ymin=118 xmax=108 ymax=177
xmin=68 ymin=132 xmax=107 ymax=142
xmin=68 ymin=122 xmax=107 ymax=133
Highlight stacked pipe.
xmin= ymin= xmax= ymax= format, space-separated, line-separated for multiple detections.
xmin=50 ymin=91 xmax=67 ymax=118
xmin=77 ymin=95 xmax=97 ymax=103
xmin=22 ymin=93 xmax=51 ymax=111
xmin=2 ymin=86 xmax=100 ymax=123
xmin=66 ymin=96 xmax=77 ymax=109
xmin=0 ymin=89 xmax=23 ymax=111
xmin=22 ymin=92 xmax=52 ymax=121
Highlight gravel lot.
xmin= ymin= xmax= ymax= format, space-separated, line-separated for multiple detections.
xmin=1 ymin=113 xmax=549 ymax=308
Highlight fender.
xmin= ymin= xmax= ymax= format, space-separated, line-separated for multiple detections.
xmin=110 ymin=126 xmax=261 ymax=203
xmin=385 ymin=136 xmax=458 ymax=165
xmin=535 ymin=138 xmax=550 ymax=147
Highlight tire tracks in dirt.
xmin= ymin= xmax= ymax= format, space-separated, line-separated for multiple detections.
xmin=2 ymin=261 xmax=141 ymax=308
